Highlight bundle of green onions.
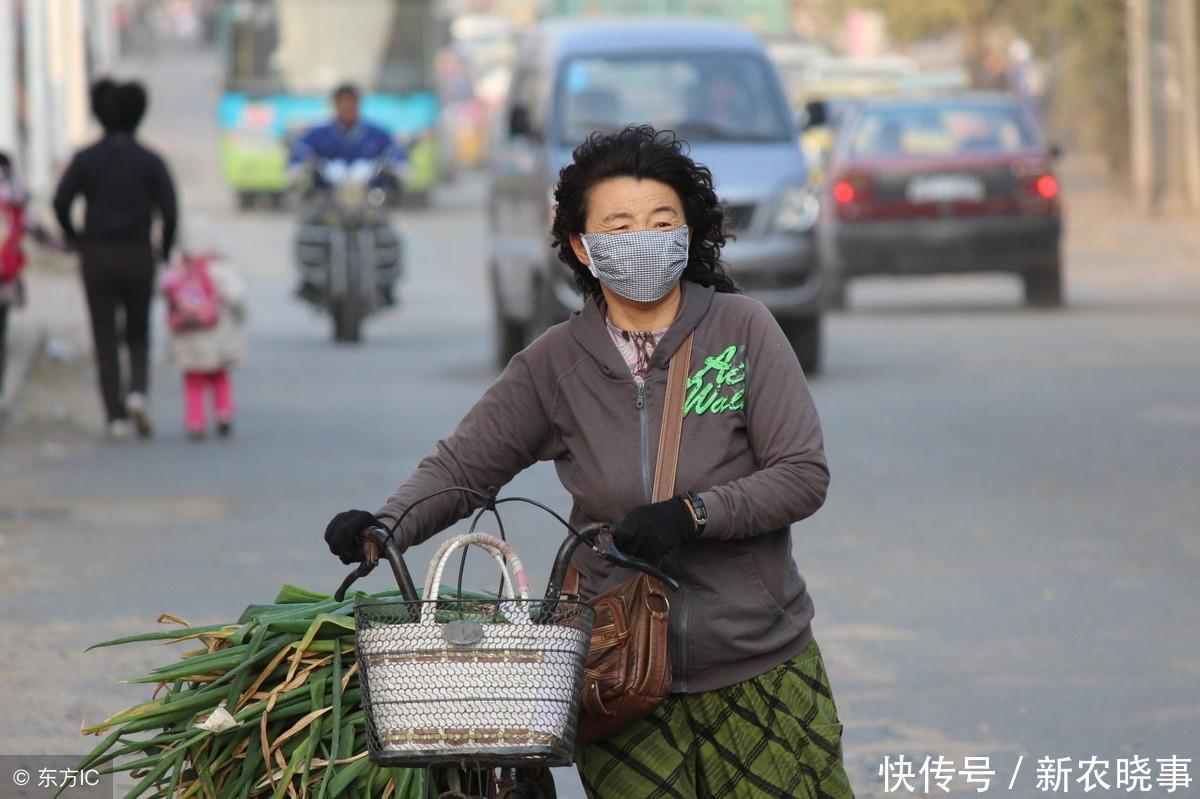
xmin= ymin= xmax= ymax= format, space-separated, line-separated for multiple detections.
xmin=77 ymin=584 xmax=487 ymax=799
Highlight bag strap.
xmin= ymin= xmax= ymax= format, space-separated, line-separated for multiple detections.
xmin=652 ymin=331 xmax=693 ymax=502
xmin=561 ymin=331 xmax=695 ymax=598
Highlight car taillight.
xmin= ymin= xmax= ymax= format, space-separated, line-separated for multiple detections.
xmin=829 ymin=172 xmax=875 ymax=220
xmin=833 ymin=180 xmax=856 ymax=204
xmin=1034 ymin=174 xmax=1059 ymax=200
xmin=1013 ymin=160 xmax=1059 ymax=203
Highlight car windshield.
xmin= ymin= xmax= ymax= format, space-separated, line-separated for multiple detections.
xmin=556 ymin=53 xmax=792 ymax=145
xmin=848 ymin=103 xmax=1038 ymax=157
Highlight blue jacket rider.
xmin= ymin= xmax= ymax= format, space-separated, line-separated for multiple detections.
xmin=290 ymin=83 xmax=403 ymax=305
xmin=289 ymin=83 xmax=404 ymax=183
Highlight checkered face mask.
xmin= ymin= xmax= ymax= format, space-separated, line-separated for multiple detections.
xmin=580 ymin=226 xmax=689 ymax=303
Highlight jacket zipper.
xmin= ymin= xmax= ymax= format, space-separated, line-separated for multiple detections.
xmin=635 ymin=377 xmax=651 ymax=502
xmin=636 ymin=374 xmax=689 ymax=690
xmin=675 ymin=569 xmax=689 ymax=692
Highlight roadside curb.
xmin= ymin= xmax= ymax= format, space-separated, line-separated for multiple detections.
xmin=0 ymin=323 xmax=48 ymax=431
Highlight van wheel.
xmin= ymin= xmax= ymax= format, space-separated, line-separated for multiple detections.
xmin=491 ymin=271 xmax=527 ymax=370
xmin=494 ymin=312 xmax=526 ymax=371
xmin=1023 ymin=264 xmax=1064 ymax=308
xmin=529 ymin=275 xmax=566 ymax=339
xmin=824 ymin=273 xmax=848 ymax=310
xmin=781 ymin=315 xmax=823 ymax=375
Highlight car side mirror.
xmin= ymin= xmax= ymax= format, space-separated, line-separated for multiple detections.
xmin=803 ymin=100 xmax=828 ymax=130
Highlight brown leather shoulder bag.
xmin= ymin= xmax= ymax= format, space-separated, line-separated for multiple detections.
xmin=564 ymin=331 xmax=693 ymax=745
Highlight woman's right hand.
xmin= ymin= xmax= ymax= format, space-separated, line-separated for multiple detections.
xmin=324 ymin=509 xmax=383 ymax=564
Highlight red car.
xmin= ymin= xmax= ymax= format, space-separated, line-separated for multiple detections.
xmin=817 ymin=93 xmax=1063 ymax=308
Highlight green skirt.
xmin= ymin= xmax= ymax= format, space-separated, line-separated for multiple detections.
xmin=576 ymin=638 xmax=856 ymax=799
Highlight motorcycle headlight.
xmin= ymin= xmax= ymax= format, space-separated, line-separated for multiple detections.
xmin=773 ymin=186 xmax=820 ymax=233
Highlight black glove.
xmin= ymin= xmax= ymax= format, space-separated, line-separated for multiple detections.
xmin=324 ymin=509 xmax=382 ymax=565
xmin=613 ymin=497 xmax=697 ymax=562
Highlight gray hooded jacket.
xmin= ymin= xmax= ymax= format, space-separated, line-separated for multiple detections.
xmin=378 ymin=283 xmax=829 ymax=692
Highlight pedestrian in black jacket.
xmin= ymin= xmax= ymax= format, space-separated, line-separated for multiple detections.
xmin=54 ymin=79 xmax=178 ymax=440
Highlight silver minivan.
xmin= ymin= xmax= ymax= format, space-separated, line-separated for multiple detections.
xmin=488 ymin=19 xmax=823 ymax=371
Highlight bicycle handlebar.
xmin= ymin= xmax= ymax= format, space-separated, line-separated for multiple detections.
xmin=544 ymin=524 xmax=681 ymax=598
xmin=332 ymin=521 xmax=681 ymax=603
xmin=593 ymin=535 xmax=681 ymax=591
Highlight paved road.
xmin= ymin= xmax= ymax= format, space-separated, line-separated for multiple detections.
xmin=2 ymin=49 xmax=1199 ymax=798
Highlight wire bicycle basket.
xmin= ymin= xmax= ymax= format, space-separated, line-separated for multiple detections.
xmin=354 ymin=533 xmax=593 ymax=768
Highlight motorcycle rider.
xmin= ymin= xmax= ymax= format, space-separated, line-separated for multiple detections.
xmin=289 ymin=83 xmax=404 ymax=183
xmin=289 ymin=83 xmax=404 ymax=305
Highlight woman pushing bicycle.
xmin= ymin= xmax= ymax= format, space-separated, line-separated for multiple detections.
xmin=324 ymin=125 xmax=856 ymax=799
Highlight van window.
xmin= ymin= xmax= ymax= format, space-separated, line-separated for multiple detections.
xmin=555 ymin=53 xmax=791 ymax=145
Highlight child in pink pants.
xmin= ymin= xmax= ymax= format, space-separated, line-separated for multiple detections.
xmin=162 ymin=228 xmax=246 ymax=440
xmin=183 ymin=370 xmax=235 ymax=436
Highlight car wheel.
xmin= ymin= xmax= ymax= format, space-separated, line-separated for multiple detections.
xmin=529 ymin=275 xmax=567 ymax=341
xmin=824 ymin=272 xmax=848 ymax=311
xmin=1023 ymin=264 xmax=1064 ymax=308
xmin=493 ymin=312 xmax=526 ymax=371
xmin=781 ymin=315 xmax=823 ymax=375
xmin=236 ymin=191 xmax=256 ymax=211
xmin=490 ymin=270 xmax=526 ymax=371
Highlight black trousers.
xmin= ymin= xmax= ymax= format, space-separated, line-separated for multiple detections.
xmin=80 ymin=242 xmax=156 ymax=422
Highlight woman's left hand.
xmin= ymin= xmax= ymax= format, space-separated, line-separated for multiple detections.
xmin=324 ymin=509 xmax=383 ymax=564
xmin=613 ymin=497 xmax=697 ymax=561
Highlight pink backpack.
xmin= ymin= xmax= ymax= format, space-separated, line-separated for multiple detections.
xmin=0 ymin=193 xmax=27 ymax=283
xmin=164 ymin=255 xmax=221 ymax=333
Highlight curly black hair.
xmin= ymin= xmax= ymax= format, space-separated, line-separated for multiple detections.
xmin=90 ymin=78 xmax=119 ymax=130
xmin=112 ymin=81 xmax=148 ymax=133
xmin=551 ymin=125 xmax=739 ymax=301
xmin=91 ymin=78 xmax=147 ymax=133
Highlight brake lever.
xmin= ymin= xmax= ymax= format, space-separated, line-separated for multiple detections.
xmin=333 ymin=532 xmax=384 ymax=602
xmin=592 ymin=534 xmax=682 ymax=592
xmin=334 ymin=558 xmax=376 ymax=602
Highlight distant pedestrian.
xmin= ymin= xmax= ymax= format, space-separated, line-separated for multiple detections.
xmin=1007 ymin=38 xmax=1046 ymax=125
xmin=53 ymin=78 xmax=178 ymax=440
xmin=0 ymin=152 xmax=54 ymax=395
xmin=0 ymin=152 xmax=30 ymax=394
xmin=161 ymin=222 xmax=245 ymax=440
